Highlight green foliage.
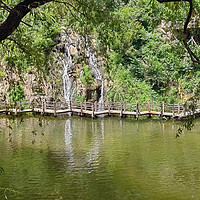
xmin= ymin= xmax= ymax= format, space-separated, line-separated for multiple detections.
xmin=8 ymin=84 xmax=25 ymax=105
xmin=162 ymin=87 xmax=180 ymax=104
xmin=0 ymin=71 xmax=5 ymax=77
xmin=106 ymin=52 xmax=157 ymax=103
xmin=101 ymin=0 xmax=200 ymax=103
xmin=80 ymin=64 xmax=94 ymax=87
xmin=1 ymin=0 xmax=200 ymax=104
xmin=75 ymin=94 xmax=85 ymax=102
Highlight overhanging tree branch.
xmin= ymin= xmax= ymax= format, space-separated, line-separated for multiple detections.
xmin=0 ymin=0 xmax=52 ymax=42
xmin=54 ymin=0 xmax=84 ymax=16
xmin=157 ymin=0 xmax=200 ymax=65
xmin=0 ymin=1 xmax=32 ymax=27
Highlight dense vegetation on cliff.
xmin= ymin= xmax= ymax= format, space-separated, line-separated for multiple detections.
xmin=0 ymin=0 xmax=200 ymax=103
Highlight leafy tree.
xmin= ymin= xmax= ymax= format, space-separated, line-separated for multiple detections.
xmin=157 ymin=0 xmax=200 ymax=64
xmin=8 ymin=83 xmax=25 ymax=105
xmin=105 ymin=51 xmax=157 ymax=103
xmin=80 ymin=64 xmax=94 ymax=87
xmin=0 ymin=0 xmax=128 ymax=42
xmin=0 ymin=0 xmax=200 ymax=104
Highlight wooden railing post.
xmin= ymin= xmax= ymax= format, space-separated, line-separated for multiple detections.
xmin=84 ymin=100 xmax=87 ymax=111
xmin=31 ymin=99 xmax=35 ymax=112
xmin=80 ymin=102 xmax=83 ymax=116
xmin=44 ymin=99 xmax=46 ymax=112
xmin=160 ymin=102 xmax=164 ymax=117
xmin=183 ymin=102 xmax=187 ymax=116
xmin=108 ymin=101 xmax=111 ymax=116
xmin=54 ymin=101 xmax=57 ymax=117
xmin=124 ymin=102 xmax=126 ymax=112
xmin=69 ymin=101 xmax=72 ymax=112
xmin=92 ymin=102 xmax=95 ymax=118
xmin=136 ymin=102 xmax=139 ymax=120
xmin=160 ymin=102 xmax=162 ymax=117
xmin=5 ymin=101 xmax=8 ymax=114
xmin=148 ymin=101 xmax=151 ymax=118
xmin=19 ymin=101 xmax=22 ymax=111
xmin=15 ymin=102 xmax=18 ymax=115
xmin=178 ymin=102 xmax=180 ymax=115
xmin=42 ymin=99 xmax=45 ymax=115
xmin=148 ymin=101 xmax=151 ymax=112
xmin=172 ymin=104 xmax=175 ymax=118
xmin=8 ymin=100 xmax=11 ymax=115
xmin=7 ymin=100 xmax=10 ymax=115
xmin=9 ymin=100 xmax=11 ymax=110
xmin=95 ymin=101 xmax=98 ymax=112
xmin=120 ymin=102 xmax=123 ymax=118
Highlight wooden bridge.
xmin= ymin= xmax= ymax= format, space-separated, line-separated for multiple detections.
xmin=0 ymin=100 xmax=199 ymax=120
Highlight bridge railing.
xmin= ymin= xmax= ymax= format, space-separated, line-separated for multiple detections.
xmin=45 ymin=100 xmax=55 ymax=110
xmin=1 ymin=98 xmax=200 ymax=119
xmin=72 ymin=101 xmax=82 ymax=110
xmin=84 ymin=102 xmax=94 ymax=111
xmin=124 ymin=102 xmax=137 ymax=112
xmin=19 ymin=101 xmax=32 ymax=110
xmin=109 ymin=102 xmax=123 ymax=111
xmin=34 ymin=99 xmax=42 ymax=109
xmin=0 ymin=101 xmax=6 ymax=111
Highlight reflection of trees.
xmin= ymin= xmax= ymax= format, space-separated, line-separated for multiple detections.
xmin=0 ymin=167 xmax=4 ymax=173
xmin=3 ymin=117 xmax=200 ymax=199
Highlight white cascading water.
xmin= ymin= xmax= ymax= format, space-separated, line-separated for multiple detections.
xmin=56 ymin=32 xmax=104 ymax=110
xmin=85 ymin=39 xmax=104 ymax=111
xmin=62 ymin=42 xmax=74 ymax=107
xmin=99 ymin=80 xmax=104 ymax=110
xmin=56 ymin=32 xmax=75 ymax=108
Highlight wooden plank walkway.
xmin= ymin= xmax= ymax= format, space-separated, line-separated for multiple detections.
xmin=0 ymin=99 xmax=200 ymax=120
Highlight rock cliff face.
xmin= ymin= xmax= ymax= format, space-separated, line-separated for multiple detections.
xmin=0 ymin=61 xmax=63 ymax=101
xmin=0 ymin=31 xmax=104 ymax=102
xmin=54 ymin=30 xmax=104 ymax=102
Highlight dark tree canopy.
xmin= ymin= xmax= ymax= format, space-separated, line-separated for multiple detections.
xmin=0 ymin=0 xmax=125 ymax=42
xmin=0 ymin=0 xmax=198 ymax=64
xmin=0 ymin=0 xmax=192 ymax=41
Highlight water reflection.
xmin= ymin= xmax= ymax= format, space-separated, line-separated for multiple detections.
xmin=2 ymin=117 xmax=200 ymax=199
xmin=63 ymin=118 xmax=106 ymax=170
xmin=86 ymin=119 xmax=105 ymax=168
xmin=101 ymin=119 xmax=104 ymax=139
xmin=136 ymin=122 xmax=139 ymax=134
xmin=64 ymin=118 xmax=74 ymax=168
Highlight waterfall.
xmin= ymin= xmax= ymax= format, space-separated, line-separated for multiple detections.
xmin=62 ymin=40 xmax=74 ymax=106
xmin=55 ymin=32 xmax=76 ymax=108
xmin=99 ymin=80 xmax=104 ymax=111
xmin=55 ymin=31 xmax=104 ymax=110
xmin=85 ymin=39 xmax=104 ymax=111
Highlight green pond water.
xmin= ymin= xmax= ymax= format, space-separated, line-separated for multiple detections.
xmin=0 ymin=116 xmax=200 ymax=200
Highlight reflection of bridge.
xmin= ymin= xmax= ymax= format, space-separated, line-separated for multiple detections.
xmin=0 ymin=100 xmax=199 ymax=120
